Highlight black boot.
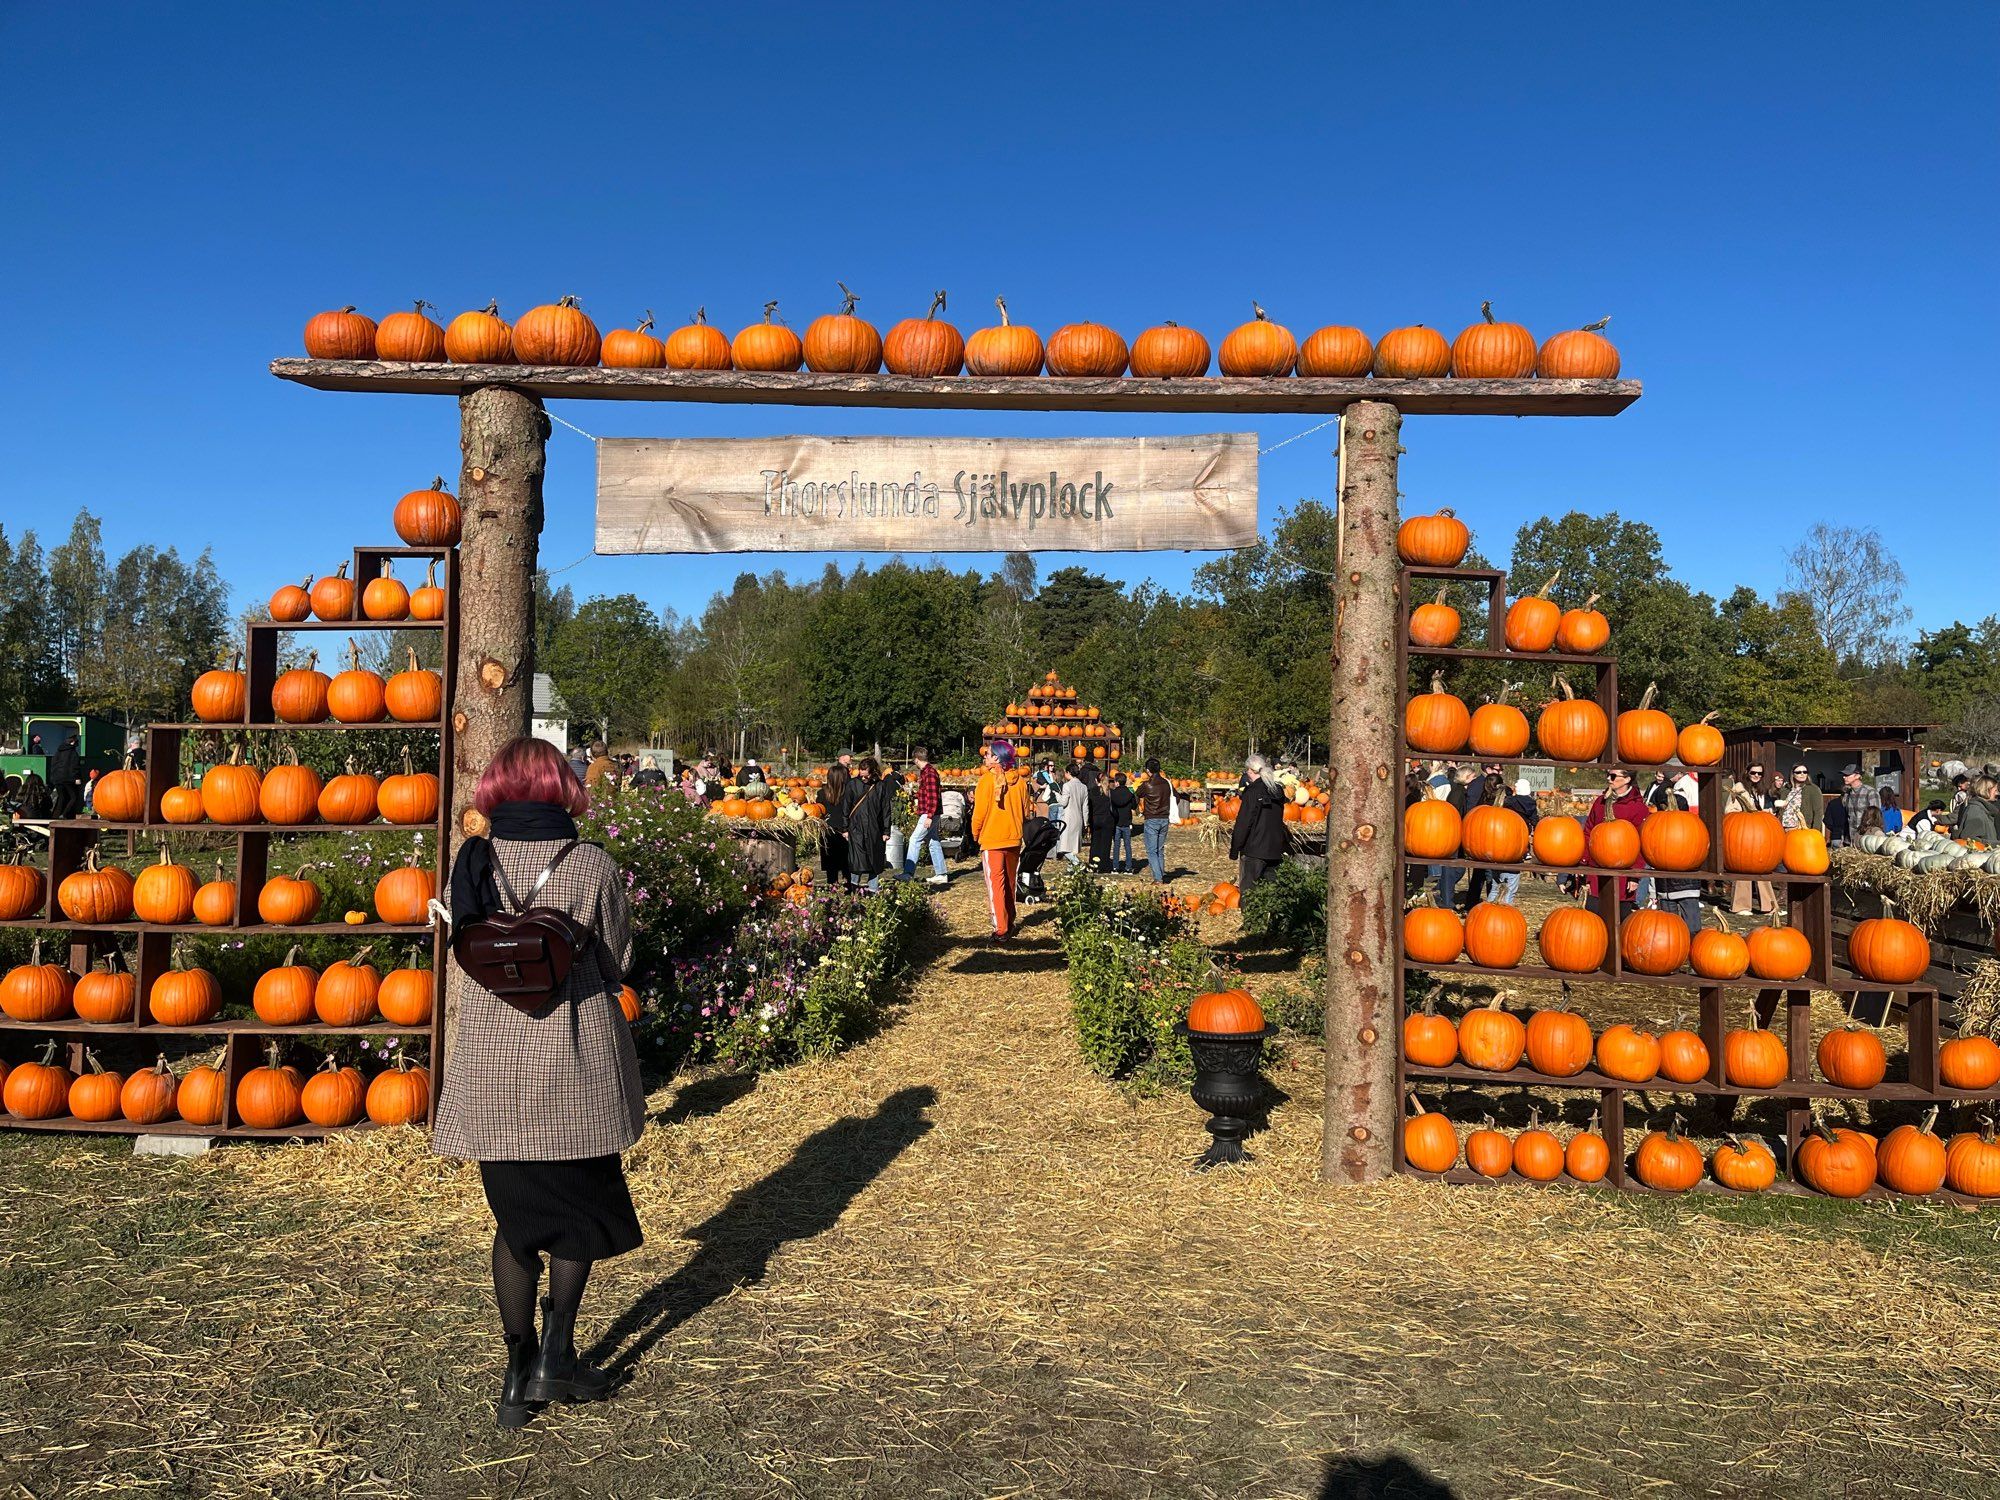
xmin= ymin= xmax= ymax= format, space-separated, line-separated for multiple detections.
xmin=497 ymin=1333 xmax=539 ymax=1428
xmin=523 ymin=1296 xmax=613 ymax=1404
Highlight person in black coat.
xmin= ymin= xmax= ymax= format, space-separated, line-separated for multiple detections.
xmin=1107 ymin=772 xmax=1137 ymax=873
xmin=820 ymin=764 xmax=851 ymax=883
xmin=47 ymin=737 xmax=82 ymax=819
xmin=845 ymin=758 xmax=889 ymax=889
xmin=1082 ymin=764 xmax=1116 ymax=872
xmin=1228 ymin=755 xmax=1289 ymax=891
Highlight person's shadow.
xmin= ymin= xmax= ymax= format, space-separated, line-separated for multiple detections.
xmin=1316 ymin=1451 xmax=1458 ymax=1498
xmin=586 ymin=1085 xmax=938 ymax=1377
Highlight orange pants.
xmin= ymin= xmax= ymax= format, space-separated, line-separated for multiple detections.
xmin=982 ymin=848 xmax=1020 ymax=937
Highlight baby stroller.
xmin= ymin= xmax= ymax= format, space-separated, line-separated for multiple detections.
xmin=1016 ymin=814 xmax=1061 ymax=903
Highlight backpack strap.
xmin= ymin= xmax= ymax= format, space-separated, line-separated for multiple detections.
xmin=490 ymin=837 xmax=583 ymax=913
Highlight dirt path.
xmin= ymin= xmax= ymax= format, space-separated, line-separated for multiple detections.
xmin=4 ymin=844 xmax=2000 ymax=1498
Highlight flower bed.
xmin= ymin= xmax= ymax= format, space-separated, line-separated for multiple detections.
xmin=652 ymin=877 xmax=931 ymax=1073
xmin=1053 ymin=866 xmax=1219 ymax=1089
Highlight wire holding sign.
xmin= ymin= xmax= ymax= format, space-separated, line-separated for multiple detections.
xmin=593 ymin=432 xmax=1258 ymax=553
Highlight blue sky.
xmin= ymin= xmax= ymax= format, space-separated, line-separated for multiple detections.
xmin=4 ymin=3 xmax=1994 ymax=632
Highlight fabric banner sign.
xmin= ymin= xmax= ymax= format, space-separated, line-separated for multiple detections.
xmin=594 ymin=432 xmax=1257 ymax=553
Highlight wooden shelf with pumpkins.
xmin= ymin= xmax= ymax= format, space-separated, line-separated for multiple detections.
xmin=983 ymin=671 xmax=1125 ymax=767
xmin=1390 ymin=509 xmax=1998 ymax=1204
xmin=0 ymin=484 xmax=465 ymax=1141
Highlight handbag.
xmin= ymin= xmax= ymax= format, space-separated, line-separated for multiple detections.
xmin=452 ymin=838 xmax=595 ymax=1014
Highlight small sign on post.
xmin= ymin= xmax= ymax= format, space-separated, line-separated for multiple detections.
xmin=594 ymin=432 xmax=1257 ymax=553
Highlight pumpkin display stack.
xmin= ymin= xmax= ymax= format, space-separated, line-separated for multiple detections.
xmin=1392 ymin=501 xmax=1958 ymax=1204
xmin=0 ymin=473 xmax=457 ymax=1145
xmin=982 ymin=670 xmax=1124 ymax=766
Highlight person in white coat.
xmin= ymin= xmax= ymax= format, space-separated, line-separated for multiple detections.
xmin=1055 ymin=764 xmax=1090 ymax=863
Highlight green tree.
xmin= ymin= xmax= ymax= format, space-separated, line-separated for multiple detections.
xmin=795 ymin=562 xmax=981 ymax=753
xmin=532 ymin=570 xmax=577 ymax=667
xmin=1030 ymin=567 xmax=1127 ymax=660
xmin=47 ymin=511 xmax=108 ymax=705
xmin=1713 ymin=588 xmax=1851 ymax=727
xmin=544 ymin=594 xmax=675 ymax=744
xmin=81 ymin=545 xmax=231 ymax=727
xmin=1509 ymin=510 xmax=1666 ymax=622
xmin=0 ymin=528 xmax=64 ymax=730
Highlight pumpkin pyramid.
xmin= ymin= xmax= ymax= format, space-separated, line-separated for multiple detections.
xmin=982 ymin=670 xmax=1123 ymax=763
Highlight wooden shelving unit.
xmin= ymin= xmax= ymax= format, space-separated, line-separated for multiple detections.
xmin=0 ymin=544 xmax=458 ymax=1140
xmin=1391 ymin=562 xmax=1979 ymax=1201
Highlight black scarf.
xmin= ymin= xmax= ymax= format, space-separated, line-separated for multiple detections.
xmin=449 ymin=802 xmax=580 ymax=924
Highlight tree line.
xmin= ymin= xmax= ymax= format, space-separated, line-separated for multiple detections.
xmin=3 ymin=504 xmax=1993 ymax=767
xmin=534 ymin=504 xmax=2000 ymax=764
xmin=0 ymin=512 xmax=231 ymax=740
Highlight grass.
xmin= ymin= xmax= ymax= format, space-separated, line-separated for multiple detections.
xmin=1 ymin=830 xmax=1998 ymax=1498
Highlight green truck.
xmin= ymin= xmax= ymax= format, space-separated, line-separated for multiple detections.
xmin=0 ymin=713 xmax=131 ymax=782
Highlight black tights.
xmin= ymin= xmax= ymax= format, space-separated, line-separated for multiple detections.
xmin=491 ymin=1231 xmax=593 ymax=1342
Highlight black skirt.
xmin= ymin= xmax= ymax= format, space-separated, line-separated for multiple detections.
xmin=479 ymin=1155 xmax=644 ymax=1262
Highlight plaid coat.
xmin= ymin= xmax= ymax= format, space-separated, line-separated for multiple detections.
xmin=431 ymin=837 xmax=646 ymax=1162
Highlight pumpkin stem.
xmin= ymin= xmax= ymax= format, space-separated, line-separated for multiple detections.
xmin=317 ymin=1055 xmax=341 ymax=1075
xmin=1480 ymin=300 xmax=1496 ymax=324
xmin=636 ymin=312 xmax=654 ymax=334
xmin=333 ymin=561 xmax=349 ymax=580
xmin=84 ymin=1048 xmax=106 ymax=1076
xmin=1552 ymin=674 xmax=1576 ymax=702
xmin=1638 ymin=681 xmax=1659 ymax=712
xmin=762 ymin=300 xmax=780 ymax=324
xmin=557 ymin=295 xmax=580 ymax=310
xmin=36 ymin=1038 xmax=58 ymax=1066
xmin=1251 ymin=301 xmax=1269 ymax=322
xmin=401 ymin=745 xmax=416 ymax=776
xmin=1406 ymin=1093 xmax=1428 ymax=1117
xmin=836 ymin=282 xmax=858 ymax=315
xmin=1580 ymin=593 xmax=1600 ymax=611
xmin=1918 ymin=1105 xmax=1939 ymax=1137
xmin=153 ymin=1052 xmax=171 ymax=1075
xmin=1580 ymin=1108 xmax=1600 ymax=1138
xmin=1665 ymin=1111 xmax=1684 ymax=1141
xmin=264 ymin=1039 xmax=283 ymax=1069
xmin=692 ymin=306 xmax=707 ymax=325
xmin=282 ymin=943 xmax=301 ymax=967
xmin=1428 ymin=671 xmax=1447 ymax=696
xmin=1432 ymin=585 xmax=1449 ymax=608
xmin=421 ymin=559 xmax=437 ymax=589
xmin=926 ymin=290 xmax=948 ymax=320
xmin=1581 ymin=317 xmax=1612 ymax=333
xmin=994 ymin=295 xmax=1010 ymax=325
xmin=1537 ymin=570 xmax=1561 ymax=599
xmin=337 ymin=306 xmax=356 ymax=315
xmin=413 ymin=299 xmax=434 ymax=316
xmin=481 ymin=299 xmax=500 ymax=317
xmin=1527 ymin=1105 xmax=1543 ymax=1130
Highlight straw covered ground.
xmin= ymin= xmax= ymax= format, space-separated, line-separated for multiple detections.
xmin=3 ymin=829 xmax=2000 ymax=1498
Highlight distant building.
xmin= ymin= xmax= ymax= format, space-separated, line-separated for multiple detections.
xmin=532 ymin=674 xmax=570 ymax=753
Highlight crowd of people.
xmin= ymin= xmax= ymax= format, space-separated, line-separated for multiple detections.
xmin=1408 ymin=753 xmax=2000 ymax=921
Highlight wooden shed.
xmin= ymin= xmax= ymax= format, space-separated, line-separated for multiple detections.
xmin=1720 ymin=722 xmax=1932 ymax=807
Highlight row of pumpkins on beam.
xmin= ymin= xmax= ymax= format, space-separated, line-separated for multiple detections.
xmin=0 ymin=850 xmax=435 ymax=932
xmin=1403 ymin=895 xmax=1871 ymax=984
xmin=302 ymin=295 xmax=1622 ymax=380
xmin=0 ymin=938 xmax=434 ymax=1028
xmin=89 ymin=749 xmax=439 ymax=828
xmin=1405 ymin=1099 xmax=2000 ymax=1198
xmin=1406 ymin=800 xmax=1827 ymax=876
xmin=1406 ymin=981 xmax=1978 ymax=1087
xmin=2 ymin=1042 xmax=431 ymax=1130
xmin=1408 ymin=676 xmax=1716 ymax=765
xmin=184 ymin=646 xmax=443 ymax=728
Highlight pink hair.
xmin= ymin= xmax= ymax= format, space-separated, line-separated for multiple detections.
xmin=474 ymin=736 xmax=589 ymax=817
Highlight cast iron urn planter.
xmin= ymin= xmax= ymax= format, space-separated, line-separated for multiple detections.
xmin=1174 ymin=1018 xmax=1279 ymax=1168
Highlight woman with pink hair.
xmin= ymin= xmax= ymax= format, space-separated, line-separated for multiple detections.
xmin=432 ymin=736 xmax=643 ymax=1428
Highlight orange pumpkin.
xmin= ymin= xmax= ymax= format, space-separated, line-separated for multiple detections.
xmin=1639 ymin=809 xmax=1710 ymax=872
xmin=199 ymin=743 xmax=263 ymax=824
xmin=1408 ymin=587 xmax=1460 ymax=648
xmin=882 ymin=291 xmax=963 ymax=377
xmin=1596 ymin=1022 xmax=1663 ymax=1083
xmin=1462 ymin=806 xmax=1530 ymax=864
xmin=1403 ymin=904 xmax=1464 ymax=967
xmin=1402 ymin=1095 xmax=1458 ymax=1173
xmin=378 ymin=955 xmax=435 ymax=1026
xmin=328 ymin=640 xmax=387 ymax=724
xmin=374 ymin=865 xmax=437 ymax=925
xmin=1565 ymin=1114 xmax=1611 ymax=1183
xmin=236 ymin=1042 xmax=306 ymax=1130
xmin=393 ymin=477 xmax=462 ymax=547
xmin=0 ymin=862 xmax=44 ymax=921
xmin=409 ymin=559 xmax=447 ymax=621
xmin=1402 ymin=996 xmax=1459 ymax=1065
xmin=1939 ymin=1035 xmax=2000 ymax=1091
xmin=1818 ymin=1024 xmax=1887 ymax=1090
xmin=1536 ymin=677 xmax=1608 ymax=762
xmin=1464 ymin=1117 xmax=1513 ymax=1178
xmin=253 ymin=944 xmax=319 ymax=1025
xmin=1403 ymin=800 xmax=1461 ymax=861
xmin=133 ymin=847 xmax=198 ymax=925
xmin=385 ymin=648 xmax=443 ymax=723
xmin=1046 ymin=320 xmax=1130 ymax=378
xmin=365 ymin=1056 xmax=432 ymax=1125
xmin=1531 ymin=815 xmax=1585 ymax=868
xmin=319 ymin=758 xmax=380 ymax=825
xmin=1538 ymin=905 xmax=1608 ymax=973
xmin=1614 ymin=682 xmax=1677 ymax=764
xmin=160 ymin=786 xmax=204 ymax=825
xmin=1186 ymin=988 xmax=1265 ymax=1034
xmin=514 ymin=296 xmax=601 ymax=366
xmin=1634 ymin=1114 xmax=1703 ymax=1193
xmin=1846 ymin=917 xmax=1928 ymax=985
xmin=1297 ymin=325 xmax=1374 ymax=377
xmin=1537 ymin=318 xmax=1621 ymax=379
xmin=1405 ymin=673 xmax=1470 ymax=753
xmin=1782 ymin=827 xmax=1830 ymax=876
xmin=1463 ymin=902 xmax=1528 ymax=969
xmin=176 ymin=1064 xmax=226 ymax=1125
xmin=443 ymin=299 xmax=513 ymax=364
xmin=149 ymin=957 xmax=221 ymax=1026
xmin=375 ymin=300 xmax=445 ymax=361
xmin=94 ymin=758 xmax=148 ymax=823
xmin=1689 ymin=915 xmax=1750 ymax=980
xmin=259 ymin=749 xmax=322 ymax=826
xmin=361 ymin=562 xmax=410 ymax=621
xmin=1746 ymin=924 xmax=1812 ymax=982
xmin=1554 ymin=594 xmax=1610 ymax=655
xmin=256 ymin=872 xmax=323 ymax=926
xmin=1723 ymin=1010 xmax=1789 ymax=1088
xmin=1513 ymin=1108 xmax=1565 ymax=1183
xmin=1456 ymin=995 xmax=1525 ymax=1072
xmin=1876 ymin=1107 xmax=1947 ymax=1195
xmin=1712 ymin=1135 xmax=1777 ymax=1192
xmin=57 ymin=851 xmax=135 ymax=924
xmin=1 ymin=939 xmax=76 ymax=1022
xmin=1586 ymin=816 xmax=1640 ymax=870
xmin=269 ymin=575 xmax=314 ymax=623
xmin=191 ymin=651 xmax=248 ymax=723
xmin=1722 ymin=811 xmax=1785 ymax=874
xmin=1468 ymin=690 xmax=1531 ymax=758
xmin=966 ymin=296 xmax=1047 ymax=376
xmin=303 ymin=305 xmax=377 ymax=359
xmin=1449 ymin=301 xmax=1536 ymax=378
xmin=664 ymin=307 xmax=732 ymax=370
xmin=1524 ymin=1007 xmax=1593 ymax=1077
xmin=1620 ymin=910 xmax=1690 ymax=976
xmin=192 ymin=863 xmax=236 ymax=927
xmin=1504 ymin=573 xmax=1563 ymax=653
xmin=602 ymin=311 xmax=669 ymax=370
xmin=1373 ymin=325 xmax=1450 ymax=378
xmin=1217 ymin=303 xmax=1296 ymax=377
xmin=315 ymin=946 xmax=381 ymax=1026
xmin=1677 ymin=712 xmax=1724 ymax=766
xmin=1796 ymin=1122 xmax=1878 ymax=1199
xmin=1659 ymin=1020 xmax=1711 ymax=1084
xmin=1395 ymin=509 xmax=1470 ymax=568
xmin=1126 ymin=319 xmax=1206 ymax=379
xmin=310 ymin=563 xmax=356 ymax=622
xmin=120 ymin=1054 xmax=179 ymax=1125
xmin=301 ymin=1057 xmax=367 ymax=1128
xmin=379 ymin=749 xmax=440 ymax=825
xmin=73 ymin=950 xmax=136 ymax=1023
xmin=272 ymin=652 xmax=331 ymax=724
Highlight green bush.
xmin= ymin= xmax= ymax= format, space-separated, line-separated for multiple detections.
xmin=1238 ymin=860 xmax=1326 ymax=953
xmin=1064 ymin=898 xmax=1216 ymax=1086
xmin=795 ymin=877 xmax=933 ymax=1059
xmin=582 ymin=783 xmax=753 ymax=989
xmin=1258 ymin=954 xmax=1327 ymax=1037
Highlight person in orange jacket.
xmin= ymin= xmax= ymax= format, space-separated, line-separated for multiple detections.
xmin=971 ymin=739 xmax=1031 ymax=939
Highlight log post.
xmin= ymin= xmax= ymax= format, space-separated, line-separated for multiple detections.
xmin=452 ymin=385 xmax=548 ymax=851
xmin=1323 ymin=401 xmax=1401 ymax=1181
